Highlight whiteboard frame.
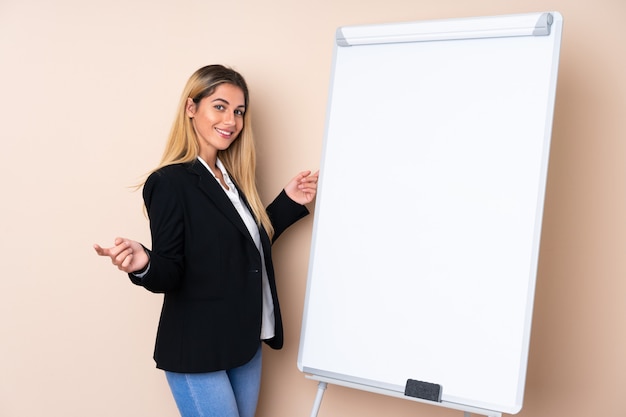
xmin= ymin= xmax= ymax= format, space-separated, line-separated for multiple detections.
xmin=298 ymin=11 xmax=563 ymax=416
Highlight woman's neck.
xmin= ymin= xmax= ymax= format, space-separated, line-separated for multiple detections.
xmin=198 ymin=151 xmax=218 ymax=171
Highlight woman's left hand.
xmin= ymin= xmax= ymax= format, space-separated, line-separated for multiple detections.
xmin=284 ymin=170 xmax=319 ymax=205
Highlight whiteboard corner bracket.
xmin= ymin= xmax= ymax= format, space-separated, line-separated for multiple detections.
xmin=336 ymin=27 xmax=350 ymax=46
xmin=533 ymin=12 xmax=554 ymax=36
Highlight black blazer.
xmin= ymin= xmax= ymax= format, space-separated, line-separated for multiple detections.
xmin=129 ymin=160 xmax=309 ymax=373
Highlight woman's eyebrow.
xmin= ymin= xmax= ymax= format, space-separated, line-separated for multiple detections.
xmin=211 ymin=97 xmax=245 ymax=109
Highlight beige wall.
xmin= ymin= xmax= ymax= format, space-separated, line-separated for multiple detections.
xmin=1 ymin=0 xmax=624 ymax=416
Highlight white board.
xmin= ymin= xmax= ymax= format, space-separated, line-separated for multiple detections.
xmin=298 ymin=12 xmax=563 ymax=415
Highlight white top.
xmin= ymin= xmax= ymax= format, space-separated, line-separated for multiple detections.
xmin=198 ymin=156 xmax=275 ymax=340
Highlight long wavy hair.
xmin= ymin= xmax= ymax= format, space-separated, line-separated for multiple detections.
xmin=146 ymin=64 xmax=274 ymax=238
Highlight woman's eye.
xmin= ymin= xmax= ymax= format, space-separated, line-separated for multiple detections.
xmin=214 ymin=104 xmax=225 ymax=110
xmin=235 ymin=109 xmax=245 ymax=116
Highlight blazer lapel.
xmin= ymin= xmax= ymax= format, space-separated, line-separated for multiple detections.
xmin=187 ymin=160 xmax=256 ymax=245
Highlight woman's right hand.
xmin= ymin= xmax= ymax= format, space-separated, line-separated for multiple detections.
xmin=93 ymin=237 xmax=149 ymax=273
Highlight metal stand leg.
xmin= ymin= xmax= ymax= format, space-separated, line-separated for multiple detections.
xmin=309 ymin=381 xmax=328 ymax=417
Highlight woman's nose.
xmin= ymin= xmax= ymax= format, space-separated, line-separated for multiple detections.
xmin=223 ymin=111 xmax=235 ymax=125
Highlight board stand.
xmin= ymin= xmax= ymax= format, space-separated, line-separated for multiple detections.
xmin=306 ymin=375 xmax=502 ymax=417
xmin=309 ymin=381 xmax=327 ymax=417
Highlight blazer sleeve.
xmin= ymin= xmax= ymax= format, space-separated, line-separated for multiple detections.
xmin=128 ymin=171 xmax=185 ymax=293
xmin=266 ymin=189 xmax=310 ymax=243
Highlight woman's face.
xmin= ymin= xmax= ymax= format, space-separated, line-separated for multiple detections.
xmin=186 ymin=83 xmax=245 ymax=161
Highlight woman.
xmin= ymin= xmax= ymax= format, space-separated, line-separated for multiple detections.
xmin=94 ymin=64 xmax=318 ymax=417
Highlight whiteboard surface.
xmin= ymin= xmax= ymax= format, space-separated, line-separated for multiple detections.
xmin=298 ymin=12 xmax=562 ymax=415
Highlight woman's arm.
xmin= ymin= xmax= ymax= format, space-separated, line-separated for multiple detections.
xmin=137 ymin=171 xmax=186 ymax=293
xmin=267 ymin=170 xmax=319 ymax=242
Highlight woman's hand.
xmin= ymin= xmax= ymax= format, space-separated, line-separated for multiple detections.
xmin=284 ymin=170 xmax=319 ymax=205
xmin=93 ymin=237 xmax=149 ymax=273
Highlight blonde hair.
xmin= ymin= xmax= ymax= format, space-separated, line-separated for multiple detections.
xmin=147 ymin=65 xmax=274 ymax=238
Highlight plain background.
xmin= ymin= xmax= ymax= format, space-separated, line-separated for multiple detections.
xmin=0 ymin=1 xmax=624 ymax=416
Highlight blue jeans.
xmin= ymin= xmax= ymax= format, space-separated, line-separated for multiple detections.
xmin=165 ymin=345 xmax=262 ymax=417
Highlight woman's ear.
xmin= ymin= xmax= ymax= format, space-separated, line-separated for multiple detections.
xmin=185 ymin=97 xmax=196 ymax=118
